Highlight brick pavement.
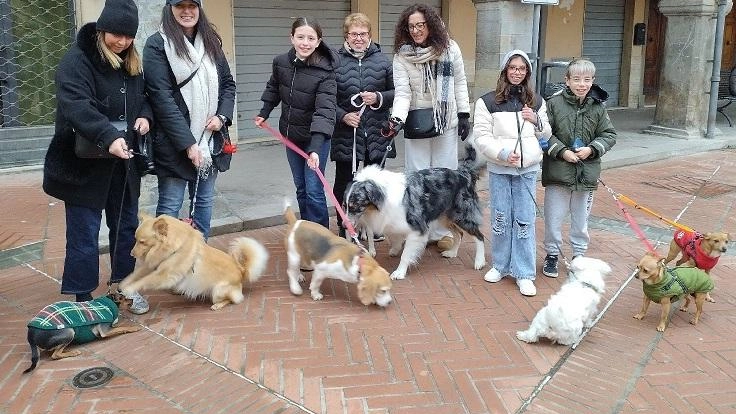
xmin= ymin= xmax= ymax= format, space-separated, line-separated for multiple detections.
xmin=1 ymin=151 xmax=736 ymax=413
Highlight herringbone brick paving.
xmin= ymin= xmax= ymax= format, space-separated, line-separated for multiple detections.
xmin=1 ymin=150 xmax=736 ymax=413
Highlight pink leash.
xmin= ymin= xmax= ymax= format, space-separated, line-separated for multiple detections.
xmin=599 ymin=178 xmax=656 ymax=253
xmin=259 ymin=121 xmax=360 ymax=241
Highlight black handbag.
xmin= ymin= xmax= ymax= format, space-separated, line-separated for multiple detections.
xmin=209 ymin=127 xmax=235 ymax=172
xmin=74 ymin=120 xmax=127 ymax=158
xmin=133 ymin=129 xmax=155 ymax=176
xmin=403 ymin=108 xmax=439 ymax=139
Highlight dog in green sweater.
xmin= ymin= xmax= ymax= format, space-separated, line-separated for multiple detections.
xmin=24 ymin=292 xmax=140 ymax=373
xmin=633 ymin=252 xmax=714 ymax=332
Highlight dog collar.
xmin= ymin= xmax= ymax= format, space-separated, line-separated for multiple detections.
xmin=580 ymin=281 xmax=602 ymax=294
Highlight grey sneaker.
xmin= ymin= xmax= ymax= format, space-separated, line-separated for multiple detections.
xmin=123 ymin=291 xmax=149 ymax=314
xmin=543 ymin=255 xmax=559 ymax=278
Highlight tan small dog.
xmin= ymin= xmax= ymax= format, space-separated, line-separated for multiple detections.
xmin=633 ymin=252 xmax=714 ymax=332
xmin=284 ymin=203 xmax=393 ymax=307
xmin=119 ymin=214 xmax=269 ymax=311
xmin=664 ymin=230 xmax=731 ymax=302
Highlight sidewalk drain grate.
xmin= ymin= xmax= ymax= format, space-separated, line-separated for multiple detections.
xmin=72 ymin=367 xmax=114 ymax=388
xmin=643 ymin=175 xmax=736 ymax=198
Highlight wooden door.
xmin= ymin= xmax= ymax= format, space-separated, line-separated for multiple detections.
xmin=722 ymin=9 xmax=735 ymax=70
xmin=643 ymin=0 xmax=665 ymax=97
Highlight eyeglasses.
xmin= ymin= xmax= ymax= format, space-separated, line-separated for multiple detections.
xmin=507 ymin=65 xmax=527 ymax=74
xmin=347 ymin=32 xmax=370 ymax=40
xmin=407 ymin=22 xmax=427 ymax=32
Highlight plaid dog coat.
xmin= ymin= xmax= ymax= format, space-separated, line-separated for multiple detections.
xmin=27 ymin=296 xmax=119 ymax=344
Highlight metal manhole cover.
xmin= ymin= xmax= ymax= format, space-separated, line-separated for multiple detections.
xmin=643 ymin=174 xmax=736 ymax=198
xmin=72 ymin=367 xmax=115 ymax=388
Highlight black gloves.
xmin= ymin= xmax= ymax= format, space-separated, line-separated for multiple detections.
xmin=457 ymin=112 xmax=470 ymax=141
xmin=381 ymin=117 xmax=404 ymax=138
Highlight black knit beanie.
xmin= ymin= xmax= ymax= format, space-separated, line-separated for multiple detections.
xmin=96 ymin=0 xmax=139 ymax=38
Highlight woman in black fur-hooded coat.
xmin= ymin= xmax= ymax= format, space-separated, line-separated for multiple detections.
xmin=42 ymin=0 xmax=153 ymax=302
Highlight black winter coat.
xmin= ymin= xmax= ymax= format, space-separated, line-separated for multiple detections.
xmin=143 ymin=32 xmax=236 ymax=181
xmin=43 ymin=23 xmax=153 ymax=209
xmin=331 ymin=42 xmax=395 ymax=163
xmin=258 ymin=43 xmax=338 ymax=154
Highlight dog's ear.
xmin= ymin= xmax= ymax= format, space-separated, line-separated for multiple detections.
xmin=364 ymin=181 xmax=385 ymax=208
xmin=357 ymin=276 xmax=377 ymax=305
xmin=139 ymin=212 xmax=154 ymax=222
xmin=153 ymin=217 xmax=169 ymax=237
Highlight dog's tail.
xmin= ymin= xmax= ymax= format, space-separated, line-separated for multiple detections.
xmin=23 ymin=331 xmax=39 ymax=373
xmin=229 ymin=237 xmax=269 ymax=284
xmin=283 ymin=199 xmax=299 ymax=230
xmin=458 ymin=144 xmax=483 ymax=184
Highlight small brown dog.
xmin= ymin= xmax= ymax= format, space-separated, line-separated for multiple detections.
xmin=284 ymin=203 xmax=393 ymax=307
xmin=664 ymin=229 xmax=731 ymax=302
xmin=119 ymin=214 xmax=269 ymax=311
xmin=633 ymin=252 xmax=714 ymax=332
xmin=24 ymin=293 xmax=139 ymax=373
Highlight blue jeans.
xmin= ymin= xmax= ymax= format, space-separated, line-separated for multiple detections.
xmin=61 ymin=171 xmax=138 ymax=295
xmin=489 ymin=171 xmax=538 ymax=280
xmin=157 ymin=169 xmax=218 ymax=239
xmin=285 ymin=141 xmax=330 ymax=228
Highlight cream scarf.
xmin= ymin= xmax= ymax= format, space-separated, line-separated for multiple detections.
xmin=398 ymin=44 xmax=455 ymax=134
xmin=161 ymin=29 xmax=219 ymax=176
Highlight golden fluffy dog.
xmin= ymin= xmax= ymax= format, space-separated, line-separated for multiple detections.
xmin=284 ymin=203 xmax=392 ymax=307
xmin=633 ymin=251 xmax=714 ymax=332
xmin=664 ymin=230 xmax=731 ymax=302
xmin=119 ymin=214 xmax=269 ymax=311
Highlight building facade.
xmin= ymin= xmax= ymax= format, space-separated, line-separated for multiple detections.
xmin=0 ymin=0 xmax=731 ymax=167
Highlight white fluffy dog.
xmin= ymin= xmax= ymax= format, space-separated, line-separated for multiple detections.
xmin=516 ymin=257 xmax=612 ymax=345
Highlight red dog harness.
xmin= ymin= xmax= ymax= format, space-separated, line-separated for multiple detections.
xmin=673 ymin=230 xmax=718 ymax=271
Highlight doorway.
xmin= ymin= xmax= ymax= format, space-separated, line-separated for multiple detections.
xmin=643 ymin=0 xmax=665 ymax=103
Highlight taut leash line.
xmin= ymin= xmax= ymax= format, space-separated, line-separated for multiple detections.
xmin=598 ymin=178 xmax=655 ymax=252
xmin=260 ymin=121 xmax=365 ymax=250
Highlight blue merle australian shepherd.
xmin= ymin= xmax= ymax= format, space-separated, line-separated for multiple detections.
xmin=344 ymin=146 xmax=486 ymax=280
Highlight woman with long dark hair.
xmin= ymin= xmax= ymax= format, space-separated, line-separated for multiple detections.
xmin=143 ymin=0 xmax=236 ymax=239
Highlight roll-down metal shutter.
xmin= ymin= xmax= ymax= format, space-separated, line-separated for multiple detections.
xmin=233 ymin=1 xmax=350 ymax=140
xmin=582 ymin=0 xmax=624 ymax=107
xmin=379 ymin=0 xmax=441 ymax=57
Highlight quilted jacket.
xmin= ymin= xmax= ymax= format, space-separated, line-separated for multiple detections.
xmin=541 ymin=85 xmax=617 ymax=191
xmin=331 ymin=42 xmax=395 ymax=163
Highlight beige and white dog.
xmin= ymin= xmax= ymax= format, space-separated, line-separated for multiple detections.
xmin=284 ymin=202 xmax=393 ymax=307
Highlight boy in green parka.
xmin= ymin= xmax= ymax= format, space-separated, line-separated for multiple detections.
xmin=541 ymin=59 xmax=617 ymax=278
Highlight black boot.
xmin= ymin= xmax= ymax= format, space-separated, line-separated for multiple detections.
xmin=75 ymin=292 xmax=93 ymax=302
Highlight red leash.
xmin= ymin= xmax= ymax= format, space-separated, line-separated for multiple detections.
xmin=259 ymin=121 xmax=360 ymax=240
xmin=599 ymin=178 xmax=656 ymax=253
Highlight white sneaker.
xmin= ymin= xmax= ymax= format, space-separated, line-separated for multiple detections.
xmin=516 ymin=279 xmax=537 ymax=297
xmin=123 ymin=291 xmax=149 ymax=314
xmin=483 ymin=268 xmax=505 ymax=283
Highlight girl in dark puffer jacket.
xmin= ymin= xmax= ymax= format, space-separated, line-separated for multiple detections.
xmin=255 ymin=17 xmax=338 ymax=228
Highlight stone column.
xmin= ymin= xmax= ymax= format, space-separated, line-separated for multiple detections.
xmin=646 ymin=0 xmax=718 ymax=138
xmin=472 ymin=0 xmax=534 ymax=100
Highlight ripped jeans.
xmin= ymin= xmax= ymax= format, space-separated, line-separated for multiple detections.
xmin=489 ymin=171 xmax=538 ymax=280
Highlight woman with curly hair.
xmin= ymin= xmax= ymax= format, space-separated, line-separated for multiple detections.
xmin=386 ymin=3 xmax=471 ymax=251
